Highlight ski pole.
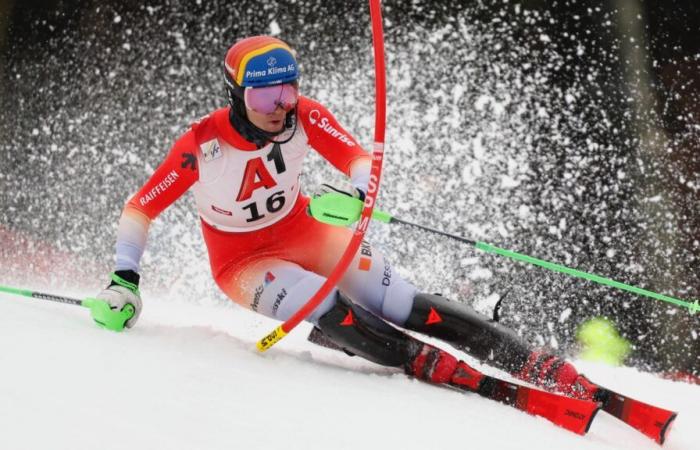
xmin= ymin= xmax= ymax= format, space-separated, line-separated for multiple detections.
xmin=308 ymin=193 xmax=700 ymax=314
xmin=0 ymin=284 xmax=135 ymax=331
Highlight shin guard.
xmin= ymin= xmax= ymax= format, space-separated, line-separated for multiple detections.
xmin=316 ymin=292 xmax=458 ymax=383
xmin=404 ymin=293 xmax=532 ymax=373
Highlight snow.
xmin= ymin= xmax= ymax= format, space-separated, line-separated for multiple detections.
xmin=1 ymin=291 xmax=697 ymax=450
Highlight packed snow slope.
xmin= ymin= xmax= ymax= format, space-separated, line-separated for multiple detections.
xmin=0 ymin=291 xmax=696 ymax=450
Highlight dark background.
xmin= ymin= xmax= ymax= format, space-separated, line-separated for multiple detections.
xmin=1 ymin=0 xmax=698 ymax=376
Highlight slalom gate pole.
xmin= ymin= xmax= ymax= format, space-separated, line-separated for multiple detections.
xmin=255 ymin=0 xmax=388 ymax=352
xmin=0 ymin=284 xmax=136 ymax=330
xmin=307 ymin=194 xmax=700 ymax=314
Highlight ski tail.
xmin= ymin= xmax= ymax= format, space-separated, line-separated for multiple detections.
xmin=450 ymin=362 xmax=600 ymax=435
xmin=601 ymin=389 xmax=677 ymax=445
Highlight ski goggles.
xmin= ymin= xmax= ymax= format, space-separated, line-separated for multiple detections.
xmin=243 ymin=82 xmax=299 ymax=114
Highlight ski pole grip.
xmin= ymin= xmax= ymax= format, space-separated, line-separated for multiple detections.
xmin=82 ymin=298 xmax=135 ymax=332
xmin=309 ymin=193 xmax=392 ymax=226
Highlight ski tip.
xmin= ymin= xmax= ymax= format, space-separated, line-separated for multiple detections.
xmin=657 ymin=411 xmax=678 ymax=445
xmin=602 ymin=388 xmax=679 ymax=445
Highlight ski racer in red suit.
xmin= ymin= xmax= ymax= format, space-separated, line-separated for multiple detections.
xmin=97 ymin=36 xmax=602 ymax=401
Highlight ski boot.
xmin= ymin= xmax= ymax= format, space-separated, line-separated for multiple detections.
xmin=315 ymin=291 xmax=458 ymax=384
xmin=517 ymin=350 xmax=607 ymax=403
xmin=402 ymin=293 xmax=605 ymax=400
xmin=314 ymin=292 xmax=601 ymax=435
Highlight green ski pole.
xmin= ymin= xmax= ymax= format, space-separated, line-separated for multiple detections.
xmin=309 ymin=192 xmax=700 ymax=314
xmin=0 ymin=284 xmax=135 ymax=331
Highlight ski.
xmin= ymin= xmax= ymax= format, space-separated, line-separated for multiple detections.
xmin=308 ymin=327 xmax=599 ymax=435
xmin=450 ymin=362 xmax=600 ymax=435
xmin=595 ymin=387 xmax=677 ymax=445
xmin=308 ymin=328 xmax=599 ymax=435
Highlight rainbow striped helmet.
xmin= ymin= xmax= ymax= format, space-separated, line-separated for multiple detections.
xmin=224 ymin=36 xmax=299 ymax=89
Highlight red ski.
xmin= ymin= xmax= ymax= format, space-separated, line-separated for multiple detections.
xmin=542 ymin=371 xmax=677 ymax=444
xmin=308 ymin=328 xmax=599 ymax=435
xmin=450 ymin=362 xmax=600 ymax=435
xmin=598 ymin=388 xmax=677 ymax=445
xmin=514 ymin=352 xmax=678 ymax=444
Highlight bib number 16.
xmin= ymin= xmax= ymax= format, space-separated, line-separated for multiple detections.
xmin=242 ymin=190 xmax=286 ymax=222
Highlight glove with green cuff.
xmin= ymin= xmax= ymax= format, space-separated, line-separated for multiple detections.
xmin=95 ymin=270 xmax=143 ymax=329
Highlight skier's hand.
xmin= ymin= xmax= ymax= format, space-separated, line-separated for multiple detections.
xmin=95 ymin=271 xmax=142 ymax=329
xmin=308 ymin=183 xmax=365 ymax=226
xmin=318 ymin=182 xmax=366 ymax=201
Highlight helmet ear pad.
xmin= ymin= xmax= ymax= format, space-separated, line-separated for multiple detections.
xmin=224 ymin=69 xmax=245 ymax=108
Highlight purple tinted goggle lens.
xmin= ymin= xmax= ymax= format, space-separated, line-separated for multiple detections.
xmin=244 ymin=83 xmax=299 ymax=114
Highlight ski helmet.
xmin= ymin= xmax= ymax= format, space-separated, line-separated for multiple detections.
xmin=223 ymin=36 xmax=300 ymax=147
xmin=224 ymin=36 xmax=299 ymax=102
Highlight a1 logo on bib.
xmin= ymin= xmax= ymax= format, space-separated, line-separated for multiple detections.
xmin=201 ymin=139 xmax=222 ymax=162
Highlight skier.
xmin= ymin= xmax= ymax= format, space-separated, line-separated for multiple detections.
xmin=97 ymin=35 xmax=601 ymax=401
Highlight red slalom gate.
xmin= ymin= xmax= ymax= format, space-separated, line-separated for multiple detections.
xmin=256 ymin=0 xmax=387 ymax=352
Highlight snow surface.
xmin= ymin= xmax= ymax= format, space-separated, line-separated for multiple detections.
xmin=1 ymin=291 xmax=697 ymax=450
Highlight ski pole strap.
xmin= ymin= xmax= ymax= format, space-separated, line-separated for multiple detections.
xmin=475 ymin=242 xmax=700 ymax=314
xmin=110 ymin=272 xmax=140 ymax=295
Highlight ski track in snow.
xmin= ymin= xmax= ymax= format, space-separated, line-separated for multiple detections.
xmin=0 ymin=291 xmax=697 ymax=450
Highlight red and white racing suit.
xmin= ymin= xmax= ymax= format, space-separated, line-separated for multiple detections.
xmin=115 ymin=97 xmax=416 ymax=324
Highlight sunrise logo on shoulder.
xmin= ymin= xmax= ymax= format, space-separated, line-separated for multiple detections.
xmin=308 ymin=109 xmax=355 ymax=147
xmin=308 ymin=109 xmax=321 ymax=125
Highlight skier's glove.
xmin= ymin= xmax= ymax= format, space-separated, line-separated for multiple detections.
xmin=318 ymin=182 xmax=366 ymax=201
xmin=95 ymin=270 xmax=143 ymax=329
